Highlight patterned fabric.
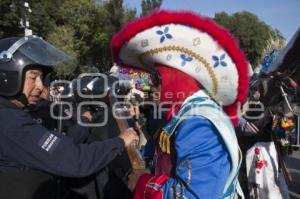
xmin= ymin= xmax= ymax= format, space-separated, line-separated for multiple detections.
xmin=134 ymin=117 xmax=231 ymax=199
xmin=115 ymin=23 xmax=239 ymax=106
xmin=261 ymin=50 xmax=280 ymax=74
xmin=246 ymin=142 xmax=284 ymax=199
xmin=110 ymin=64 xmax=153 ymax=92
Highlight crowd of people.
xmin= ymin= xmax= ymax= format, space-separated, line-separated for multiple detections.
xmin=0 ymin=10 xmax=298 ymax=199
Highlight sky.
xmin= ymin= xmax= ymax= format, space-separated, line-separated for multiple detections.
xmin=123 ymin=0 xmax=300 ymax=42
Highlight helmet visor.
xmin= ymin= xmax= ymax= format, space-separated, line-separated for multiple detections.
xmin=2 ymin=36 xmax=73 ymax=67
xmin=18 ymin=36 xmax=73 ymax=66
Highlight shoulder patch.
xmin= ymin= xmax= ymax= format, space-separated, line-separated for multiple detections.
xmin=38 ymin=132 xmax=61 ymax=154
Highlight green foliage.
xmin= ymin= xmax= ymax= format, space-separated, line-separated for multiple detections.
xmin=51 ymin=0 xmax=136 ymax=76
xmin=214 ymin=11 xmax=285 ymax=66
xmin=47 ymin=25 xmax=79 ymax=79
xmin=270 ymin=28 xmax=286 ymax=48
xmin=141 ymin=0 xmax=163 ymax=17
xmin=0 ymin=0 xmax=24 ymax=37
xmin=28 ymin=0 xmax=64 ymax=37
xmin=1 ymin=0 xmax=136 ymax=79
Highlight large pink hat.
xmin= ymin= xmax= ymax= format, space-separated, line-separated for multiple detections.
xmin=111 ymin=10 xmax=249 ymax=122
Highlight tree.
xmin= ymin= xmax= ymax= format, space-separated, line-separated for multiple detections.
xmin=41 ymin=0 xmax=136 ymax=77
xmin=50 ymin=0 xmax=137 ymax=77
xmin=29 ymin=0 xmax=65 ymax=37
xmin=141 ymin=0 xmax=163 ymax=17
xmin=87 ymin=0 xmax=136 ymax=72
xmin=47 ymin=25 xmax=80 ymax=79
xmin=263 ymin=28 xmax=286 ymax=55
xmin=0 ymin=0 xmax=25 ymax=37
xmin=0 ymin=0 xmax=136 ymax=78
xmin=214 ymin=11 xmax=285 ymax=66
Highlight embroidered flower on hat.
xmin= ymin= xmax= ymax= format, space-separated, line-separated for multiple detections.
xmin=180 ymin=54 xmax=193 ymax=67
xmin=212 ymin=53 xmax=227 ymax=68
xmin=195 ymin=66 xmax=201 ymax=73
xmin=166 ymin=54 xmax=172 ymax=61
xmin=141 ymin=39 xmax=149 ymax=47
xmin=156 ymin=26 xmax=173 ymax=43
xmin=193 ymin=37 xmax=201 ymax=46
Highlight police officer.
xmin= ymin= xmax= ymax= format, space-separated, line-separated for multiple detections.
xmin=0 ymin=36 xmax=139 ymax=199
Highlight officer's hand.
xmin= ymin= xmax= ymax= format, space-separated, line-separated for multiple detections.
xmin=130 ymin=105 xmax=140 ymax=118
xmin=119 ymin=128 xmax=139 ymax=147
xmin=128 ymin=169 xmax=151 ymax=192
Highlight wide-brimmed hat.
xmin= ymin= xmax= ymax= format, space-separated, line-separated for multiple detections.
xmin=111 ymin=10 xmax=249 ymax=119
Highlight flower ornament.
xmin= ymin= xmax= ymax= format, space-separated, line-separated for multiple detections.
xmin=113 ymin=66 xmax=152 ymax=92
xmin=256 ymin=160 xmax=264 ymax=169
xmin=212 ymin=54 xmax=227 ymax=68
xmin=281 ymin=118 xmax=295 ymax=130
xmin=156 ymin=26 xmax=173 ymax=43
xmin=255 ymin=160 xmax=268 ymax=169
xmin=254 ymin=147 xmax=268 ymax=172
xmin=180 ymin=54 xmax=193 ymax=66
xmin=254 ymin=147 xmax=260 ymax=155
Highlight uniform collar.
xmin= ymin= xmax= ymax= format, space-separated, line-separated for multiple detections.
xmin=0 ymin=96 xmax=20 ymax=109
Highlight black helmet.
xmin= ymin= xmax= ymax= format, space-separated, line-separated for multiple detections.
xmin=0 ymin=35 xmax=72 ymax=97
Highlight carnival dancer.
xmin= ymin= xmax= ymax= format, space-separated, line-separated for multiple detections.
xmin=238 ymin=86 xmax=286 ymax=199
xmin=111 ymin=10 xmax=249 ymax=199
xmin=238 ymin=74 xmax=293 ymax=199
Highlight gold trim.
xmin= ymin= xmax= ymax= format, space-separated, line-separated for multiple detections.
xmin=162 ymin=133 xmax=166 ymax=153
xmin=159 ymin=132 xmax=164 ymax=151
xmin=166 ymin=133 xmax=171 ymax=154
xmin=138 ymin=45 xmax=218 ymax=96
xmin=159 ymin=130 xmax=172 ymax=154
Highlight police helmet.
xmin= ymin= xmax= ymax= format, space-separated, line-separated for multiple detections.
xmin=0 ymin=35 xmax=72 ymax=97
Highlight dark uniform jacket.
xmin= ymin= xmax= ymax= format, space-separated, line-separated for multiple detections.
xmin=66 ymin=107 xmax=133 ymax=199
xmin=0 ymin=97 xmax=125 ymax=199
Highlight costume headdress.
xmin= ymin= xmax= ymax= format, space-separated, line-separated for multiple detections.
xmin=111 ymin=10 xmax=249 ymax=122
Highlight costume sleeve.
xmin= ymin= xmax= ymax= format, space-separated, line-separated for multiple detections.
xmin=0 ymin=109 xmax=124 ymax=177
xmin=134 ymin=116 xmax=231 ymax=199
